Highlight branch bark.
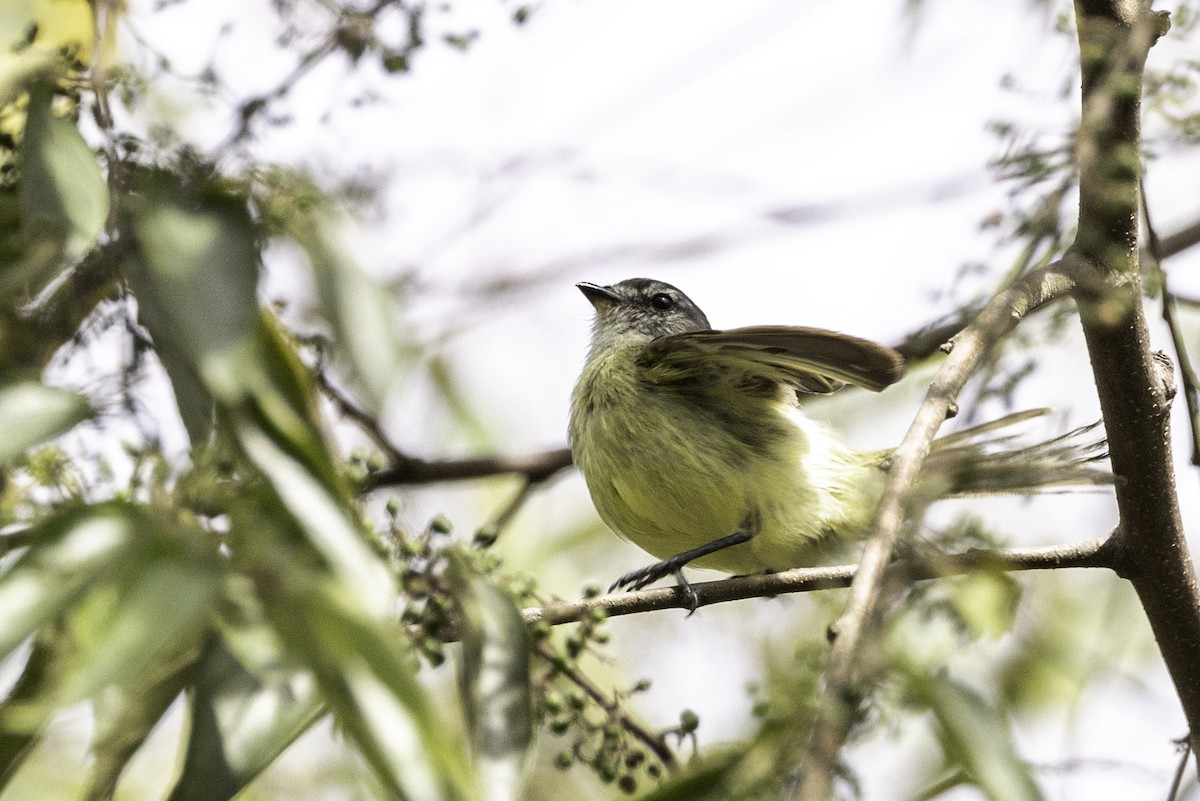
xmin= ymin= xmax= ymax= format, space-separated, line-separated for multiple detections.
xmin=524 ymin=537 xmax=1115 ymax=626
xmin=360 ymin=447 xmax=573 ymax=489
xmin=1070 ymin=0 xmax=1200 ymax=761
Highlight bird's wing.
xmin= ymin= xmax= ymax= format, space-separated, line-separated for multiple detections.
xmin=638 ymin=325 xmax=906 ymax=394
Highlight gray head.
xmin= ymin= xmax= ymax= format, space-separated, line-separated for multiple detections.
xmin=578 ymin=278 xmax=711 ymax=361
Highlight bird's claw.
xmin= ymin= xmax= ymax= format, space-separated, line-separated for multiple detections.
xmin=610 ymin=560 xmax=700 ymax=614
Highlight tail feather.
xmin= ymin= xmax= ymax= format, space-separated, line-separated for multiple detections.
xmin=919 ymin=408 xmax=1111 ymax=497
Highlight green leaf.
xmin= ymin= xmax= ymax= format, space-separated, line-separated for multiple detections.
xmin=268 ymin=573 xmax=475 ymax=801
xmin=167 ymin=634 xmax=323 ymax=801
xmin=948 ymin=570 xmax=1021 ymax=639
xmin=8 ymin=83 xmax=108 ymax=290
xmin=234 ymin=417 xmax=394 ymax=616
xmin=450 ymin=557 xmax=533 ymax=801
xmin=261 ymin=174 xmax=411 ymax=413
xmin=56 ymin=553 xmax=221 ymax=704
xmin=0 ymin=635 xmax=56 ymax=789
xmin=917 ymin=675 xmax=1044 ymax=801
xmin=309 ymin=229 xmax=409 ymax=412
xmin=124 ymin=172 xmax=261 ymax=403
xmin=151 ymin=338 xmax=215 ymax=446
xmin=634 ymin=754 xmax=740 ymax=801
xmin=0 ymin=48 xmax=56 ymax=121
xmin=0 ymin=504 xmax=138 ymax=660
xmin=0 ymin=378 xmax=90 ymax=465
xmin=82 ymin=646 xmax=196 ymax=801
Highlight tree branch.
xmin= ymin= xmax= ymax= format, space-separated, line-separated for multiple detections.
xmin=1070 ymin=0 xmax=1200 ymax=762
xmin=790 ymin=261 xmax=1078 ymax=801
xmin=1158 ymin=215 xmax=1200 ymax=260
xmin=361 ymin=447 xmax=573 ymax=489
xmin=524 ymin=537 xmax=1114 ymax=626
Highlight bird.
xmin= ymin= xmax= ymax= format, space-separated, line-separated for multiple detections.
xmin=568 ymin=277 xmax=1109 ymax=612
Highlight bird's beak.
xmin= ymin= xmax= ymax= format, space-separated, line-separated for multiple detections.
xmin=577 ymin=282 xmax=623 ymax=308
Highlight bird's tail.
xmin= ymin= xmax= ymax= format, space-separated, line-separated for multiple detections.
xmin=916 ymin=408 xmax=1112 ymax=498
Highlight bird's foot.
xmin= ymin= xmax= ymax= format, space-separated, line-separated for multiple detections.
xmin=610 ymin=559 xmax=700 ymax=614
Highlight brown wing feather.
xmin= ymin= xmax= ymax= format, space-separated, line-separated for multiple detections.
xmin=639 ymin=325 xmax=906 ymax=394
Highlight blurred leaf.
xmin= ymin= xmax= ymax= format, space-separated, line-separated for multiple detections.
xmin=267 ymin=572 xmax=476 ymax=801
xmin=234 ymin=417 xmax=394 ymax=617
xmin=152 ymin=341 xmax=215 ymax=445
xmin=634 ymin=754 xmax=740 ymax=801
xmin=82 ymin=646 xmax=196 ymax=801
xmin=428 ymin=355 xmax=492 ymax=447
xmin=0 ymin=503 xmax=138 ymax=660
xmin=0 ymin=635 xmax=55 ymax=788
xmin=915 ymin=674 xmax=1044 ymax=801
xmin=1000 ymin=574 xmax=1151 ymax=712
xmin=3 ymin=83 xmax=108 ymax=294
xmin=948 ymin=571 xmax=1021 ymax=639
xmin=245 ymin=315 xmax=342 ymax=491
xmin=307 ymin=224 xmax=408 ymax=412
xmin=0 ymin=378 xmax=90 ymax=465
xmin=450 ymin=556 xmax=533 ymax=801
xmin=124 ymin=171 xmax=261 ymax=403
xmin=167 ymin=634 xmax=323 ymax=801
xmin=56 ymin=552 xmax=220 ymax=705
xmin=0 ymin=503 xmax=218 ymax=795
xmin=259 ymin=170 xmax=411 ymax=413
xmin=0 ymin=48 xmax=56 ymax=122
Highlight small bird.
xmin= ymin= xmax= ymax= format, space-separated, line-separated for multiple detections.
xmin=568 ymin=278 xmax=1109 ymax=611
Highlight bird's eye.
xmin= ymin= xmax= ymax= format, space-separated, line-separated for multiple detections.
xmin=650 ymin=293 xmax=675 ymax=311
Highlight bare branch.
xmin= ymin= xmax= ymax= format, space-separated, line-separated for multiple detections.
xmin=525 ymin=537 xmax=1113 ymax=626
xmin=361 ymin=447 xmax=573 ymax=489
xmin=1159 ymin=216 xmax=1200 ymax=260
xmin=311 ymin=359 xmax=574 ymax=491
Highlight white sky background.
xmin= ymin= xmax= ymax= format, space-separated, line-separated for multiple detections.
xmin=105 ymin=0 xmax=1200 ymax=798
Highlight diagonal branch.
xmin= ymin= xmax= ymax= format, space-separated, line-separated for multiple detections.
xmin=789 ymin=260 xmax=1079 ymax=801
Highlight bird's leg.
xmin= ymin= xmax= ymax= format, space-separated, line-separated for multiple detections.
xmin=609 ymin=524 xmax=756 ymax=614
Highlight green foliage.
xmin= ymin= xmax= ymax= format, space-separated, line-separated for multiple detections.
xmin=451 ymin=555 xmax=534 ymax=801
xmin=0 ymin=379 xmax=89 ymax=465
xmin=0 ymin=5 xmax=547 ymax=794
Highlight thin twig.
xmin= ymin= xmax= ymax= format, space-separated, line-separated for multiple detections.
xmin=211 ymin=0 xmax=404 ymax=159
xmin=1168 ymin=738 xmax=1192 ymax=801
xmin=1142 ymin=179 xmax=1200 ymax=467
xmin=473 ymin=479 xmax=537 ymax=546
xmin=524 ymin=536 xmax=1113 ymax=626
xmin=533 ymin=641 xmax=678 ymax=771
xmin=311 ymin=361 xmax=575 ymax=491
xmin=1159 ymin=217 xmax=1200 ymax=260
xmin=314 ymin=362 xmax=404 ymax=463
xmin=361 ymin=447 xmax=573 ymax=489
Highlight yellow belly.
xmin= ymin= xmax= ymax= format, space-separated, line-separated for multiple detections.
xmin=570 ymin=356 xmax=878 ymax=574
